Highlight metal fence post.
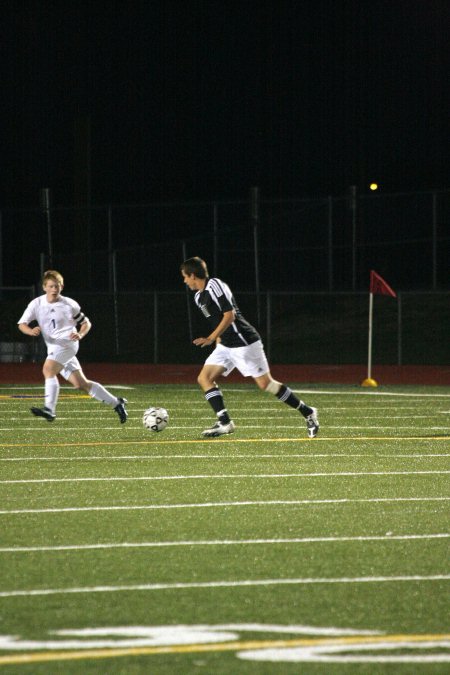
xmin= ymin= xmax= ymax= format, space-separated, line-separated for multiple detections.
xmin=266 ymin=291 xmax=271 ymax=361
xmin=153 ymin=290 xmax=158 ymax=364
xmin=108 ymin=205 xmax=113 ymax=293
xmin=397 ymin=292 xmax=402 ymax=366
xmin=432 ymin=192 xmax=437 ymax=290
xmin=213 ymin=202 xmax=218 ymax=275
xmin=39 ymin=252 xmax=46 ymax=280
xmin=250 ymin=186 xmax=261 ymax=324
xmin=182 ymin=240 xmax=193 ymax=344
xmin=349 ymin=185 xmax=357 ymax=291
xmin=40 ymin=188 xmax=53 ymax=267
xmin=327 ymin=196 xmax=333 ymax=291
xmin=0 ymin=210 xmax=3 ymax=296
xmin=112 ymin=250 xmax=120 ymax=356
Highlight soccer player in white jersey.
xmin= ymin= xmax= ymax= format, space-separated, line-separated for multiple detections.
xmin=180 ymin=257 xmax=319 ymax=438
xmin=17 ymin=270 xmax=128 ymax=423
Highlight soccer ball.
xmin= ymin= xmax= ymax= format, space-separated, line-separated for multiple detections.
xmin=143 ymin=406 xmax=169 ymax=432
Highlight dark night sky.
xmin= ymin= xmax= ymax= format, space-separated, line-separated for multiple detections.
xmin=2 ymin=0 xmax=449 ymax=208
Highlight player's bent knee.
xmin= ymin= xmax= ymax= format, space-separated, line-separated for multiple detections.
xmin=265 ymin=379 xmax=282 ymax=395
xmin=198 ymin=372 xmax=214 ymax=390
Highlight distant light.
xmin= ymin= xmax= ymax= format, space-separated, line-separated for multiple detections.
xmin=369 ymin=182 xmax=379 ymax=191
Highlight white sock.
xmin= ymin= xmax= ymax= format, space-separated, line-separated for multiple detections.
xmin=88 ymin=381 xmax=119 ymax=407
xmin=45 ymin=376 xmax=60 ymax=413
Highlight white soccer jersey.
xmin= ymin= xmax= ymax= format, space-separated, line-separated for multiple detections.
xmin=18 ymin=295 xmax=85 ymax=348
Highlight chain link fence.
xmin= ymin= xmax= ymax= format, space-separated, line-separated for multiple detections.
xmin=1 ymin=188 xmax=449 ymax=293
xmin=3 ymin=288 xmax=449 ymax=366
xmin=1 ymin=188 xmax=448 ymax=365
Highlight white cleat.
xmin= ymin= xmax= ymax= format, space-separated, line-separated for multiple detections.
xmin=202 ymin=420 xmax=236 ymax=437
xmin=305 ymin=407 xmax=319 ymax=438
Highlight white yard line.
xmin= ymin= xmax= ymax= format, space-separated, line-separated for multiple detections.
xmin=1 ymin=574 xmax=449 ymax=599
xmin=1 ymin=470 xmax=449 ymax=485
xmin=1 ymin=453 xmax=448 ymax=462
xmin=295 ymin=390 xmax=450 ymax=398
xmin=0 ymin=533 xmax=448 ymax=554
xmin=1 ymin=436 xmax=450 ymax=446
xmin=1 ymin=428 xmax=450 ymax=436
xmin=1 ymin=496 xmax=448 ymax=515
xmin=4 ymin=386 xmax=448 ymax=396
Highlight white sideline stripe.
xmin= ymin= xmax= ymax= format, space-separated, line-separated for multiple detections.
xmin=2 ymin=428 xmax=450 ymax=436
xmin=5 ymin=385 xmax=450 ymax=397
xmin=3 ymin=426 xmax=450 ymax=432
xmin=0 ymin=427 xmax=128 ymax=432
xmin=295 ymin=389 xmax=450 ymax=398
xmin=1 ymin=453 xmax=449 ymax=462
xmin=0 ymin=410 xmax=447 ymax=416
xmin=325 ymin=426 xmax=450 ymax=430
xmin=1 ymin=575 xmax=449 ymax=598
xmin=1 ymin=496 xmax=448 ymax=515
xmin=0 ymin=436 xmax=450 ymax=448
xmin=210 ymin=389 xmax=450 ymax=398
xmin=1 ymin=533 xmax=448 ymax=554
xmin=2 ymin=470 xmax=449 ymax=485
xmin=1 ymin=436 xmax=450 ymax=447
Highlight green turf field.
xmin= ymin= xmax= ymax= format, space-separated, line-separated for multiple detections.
xmin=0 ymin=382 xmax=449 ymax=673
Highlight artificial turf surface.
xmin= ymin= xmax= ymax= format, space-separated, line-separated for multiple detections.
xmin=0 ymin=382 xmax=449 ymax=673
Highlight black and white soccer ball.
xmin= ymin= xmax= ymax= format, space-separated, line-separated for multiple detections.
xmin=143 ymin=406 xmax=169 ymax=432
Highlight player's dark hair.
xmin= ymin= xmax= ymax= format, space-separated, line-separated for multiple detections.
xmin=180 ymin=257 xmax=209 ymax=279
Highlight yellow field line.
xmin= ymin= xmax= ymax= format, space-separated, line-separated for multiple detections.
xmin=0 ymin=436 xmax=449 ymax=448
xmin=0 ymin=633 xmax=449 ymax=666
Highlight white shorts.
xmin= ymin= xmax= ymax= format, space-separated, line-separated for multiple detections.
xmin=46 ymin=344 xmax=81 ymax=381
xmin=205 ymin=340 xmax=270 ymax=378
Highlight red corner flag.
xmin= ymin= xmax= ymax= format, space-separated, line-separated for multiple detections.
xmin=370 ymin=270 xmax=396 ymax=298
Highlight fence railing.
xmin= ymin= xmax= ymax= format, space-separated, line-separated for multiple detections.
xmin=1 ymin=188 xmax=449 ymax=295
xmin=2 ymin=288 xmax=449 ymax=366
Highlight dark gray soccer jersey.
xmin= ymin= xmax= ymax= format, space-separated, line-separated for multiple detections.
xmin=194 ymin=277 xmax=261 ymax=348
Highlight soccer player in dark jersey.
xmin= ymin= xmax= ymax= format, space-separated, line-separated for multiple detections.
xmin=181 ymin=257 xmax=319 ymax=438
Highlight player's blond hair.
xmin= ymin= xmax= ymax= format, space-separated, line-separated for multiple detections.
xmin=42 ymin=270 xmax=64 ymax=286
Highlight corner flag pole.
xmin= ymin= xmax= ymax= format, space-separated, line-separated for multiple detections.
xmin=367 ymin=290 xmax=374 ymax=381
xmin=362 ymin=270 xmax=397 ymax=387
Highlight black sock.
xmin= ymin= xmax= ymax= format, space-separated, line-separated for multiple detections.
xmin=204 ymin=387 xmax=230 ymax=423
xmin=276 ymin=384 xmax=313 ymax=418
xmin=298 ymin=400 xmax=314 ymax=418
